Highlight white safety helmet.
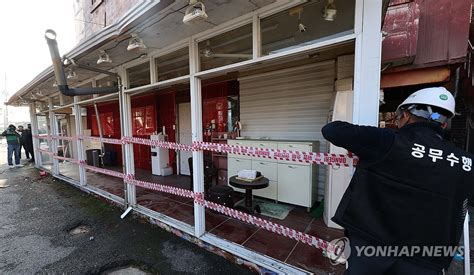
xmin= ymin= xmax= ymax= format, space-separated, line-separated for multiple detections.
xmin=396 ymin=87 xmax=455 ymax=123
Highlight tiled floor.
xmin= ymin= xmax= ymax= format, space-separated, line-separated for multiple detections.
xmin=57 ymin=164 xmax=345 ymax=274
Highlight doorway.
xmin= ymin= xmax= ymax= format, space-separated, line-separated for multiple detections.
xmin=178 ymin=102 xmax=192 ymax=175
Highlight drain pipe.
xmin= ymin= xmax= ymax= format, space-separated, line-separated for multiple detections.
xmin=45 ymin=29 xmax=118 ymax=96
xmin=93 ymin=103 xmax=106 ymax=166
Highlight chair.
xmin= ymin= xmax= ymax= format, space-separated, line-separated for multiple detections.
xmin=188 ymin=156 xmax=217 ymax=193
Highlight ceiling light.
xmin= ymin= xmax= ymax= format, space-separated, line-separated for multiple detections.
xmin=323 ymin=0 xmax=337 ymax=21
xmin=183 ymin=1 xmax=208 ymax=24
xmin=297 ymin=11 xmax=306 ymax=33
xmin=53 ymin=81 xmax=58 ymax=87
xmin=35 ymin=89 xmax=43 ymax=96
xmin=97 ymin=50 xmax=112 ymax=64
xmin=67 ymin=70 xmax=77 ymax=80
xmin=127 ymin=33 xmax=147 ymax=52
xmin=63 ymin=58 xmax=76 ymax=66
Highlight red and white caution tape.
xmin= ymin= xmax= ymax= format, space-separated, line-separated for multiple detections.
xmin=83 ymin=164 xmax=124 ymax=178
xmin=126 ymin=175 xmax=194 ymax=198
xmin=194 ymin=141 xmax=358 ymax=167
xmin=125 ymin=137 xmax=194 ymax=151
xmin=193 ymin=192 xmax=340 ymax=254
xmin=33 ymin=135 xmax=358 ymax=166
xmin=33 ymin=134 xmax=53 ymax=140
xmin=38 ymin=147 xmax=343 ymax=255
xmin=52 ymin=154 xmax=79 ymax=163
xmin=80 ymin=135 xmax=124 ymax=145
xmin=36 ymin=148 xmax=53 ymax=155
xmin=51 ymin=135 xmax=76 ymax=141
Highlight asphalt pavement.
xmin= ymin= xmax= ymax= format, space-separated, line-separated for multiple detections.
xmin=0 ymin=143 xmax=252 ymax=274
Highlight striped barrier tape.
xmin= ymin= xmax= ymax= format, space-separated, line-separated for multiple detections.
xmin=194 ymin=141 xmax=358 ymax=167
xmin=51 ymin=135 xmax=76 ymax=141
xmin=126 ymin=175 xmax=195 ymax=198
xmin=40 ymin=153 xmax=343 ymax=257
xmin=36 ymin=148 xmax=53 ymax=155
xmin=33 ymin=134 xmax=53 ymax=140
xmin=83 ymin=164 xmax=125 ymax=178
xmin=33 ymin=135 xmax=358 ymax=167
xmin=52 ymin=154 xmax=79 ymax=163
xmin=80 ymin=135 xmax=124 ymax=145
xmin=123 ymin=175 xmax=340 ymax=255
xmin=193 ymin=192 xmax=340 ymax=255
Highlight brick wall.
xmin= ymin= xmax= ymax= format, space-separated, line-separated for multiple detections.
xmin=74 ymin=0 xmax=142 ymax=42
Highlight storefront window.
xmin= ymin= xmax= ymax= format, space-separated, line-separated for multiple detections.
xmin=155 ymin=47 xmax=189 ymax=82
xmin=91 ymin=112 xmax=114 ymax=137
xmin=261 ymin=1 xmax=355 ymax=55
xmin=96 ymin=75 xmax=118 ymax=88
xmin=199 ymin=24 xmax=253 ymax=71
xmin=127 ymin=62 xmax=151 ymax=89
xmin=132 ymin=106 xmax=155 ymax=136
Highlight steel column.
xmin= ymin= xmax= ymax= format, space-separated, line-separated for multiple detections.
xmin=120 ymin=68 xmax=135 ymax=206
xmin=190 ymin=37 xmax=205 ymax=237
xmin=353 ymin=0 xmax=383 ymax=126
xmin=73 ymin=96 xmax=87 ymax=186
xmin=49 ymin=97 xmax=59 ymax=175
xmin=29 ymin=103 xmax=41 ymax=168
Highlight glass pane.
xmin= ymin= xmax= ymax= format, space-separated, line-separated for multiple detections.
xmin=96 ymin=75 xmax=118 ymax=88
xmin=156 ymin=47 xmax=189 ymax=82
xmin=199 ymin=24 xmax=253 ymax=71
xmin=261 ymin=1 xmax=355 ymax=55
xmin=127 ymin=62 xmax=151 ymax=89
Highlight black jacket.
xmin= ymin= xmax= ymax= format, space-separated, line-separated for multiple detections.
xmin=322 ymin=121 xmax=474 ymax=270
xmin=21 ymin=129 xmax=33 ymax=150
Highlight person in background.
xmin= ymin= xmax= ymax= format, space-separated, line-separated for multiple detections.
xmin=322 ymin=87 xmax=473 ymax=274
xmin=23 ymin=124 xmax=34 ymax=163
xmin=2 ymin=125 xmax=23 ymax=168
xmin=17 ymin=125 xmax=27 ymax=159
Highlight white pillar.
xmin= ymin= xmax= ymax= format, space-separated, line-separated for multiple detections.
xmin=74 ymin=96 xmax=87 ymax=186
xmin=49 ymin=97 xmax=59 ymax=175
xmin=120 ymin=69 xmax=136 ymax=206
xmin=352 ymin=0 xmax=382 ymax=126
xmin=190 ymin=38 xmax=205 ymax=237
xmin=29 ymin=103 xmax=41 ymax=168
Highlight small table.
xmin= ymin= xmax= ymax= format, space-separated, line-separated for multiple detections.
xmin=229 ymin=176 xmax=269 ymax=213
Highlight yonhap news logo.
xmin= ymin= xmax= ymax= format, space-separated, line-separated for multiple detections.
xmin=353 ymin=245 xmax=464 ymax=258
xmin=327 ymin=237 xmax=465 ymax=265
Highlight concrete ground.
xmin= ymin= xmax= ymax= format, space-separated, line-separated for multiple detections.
xmin=0 ymin=143 xmax=252 ymax=274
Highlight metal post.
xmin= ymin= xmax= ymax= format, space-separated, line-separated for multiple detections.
xmin=464 ymin=212 xmax=470 ymax=275
xmin=49 ymin=97 xmax=59 ymax=175
xmin=120 ymin=69 xmax=135 ymax=206
xmin=252 ymin=14 xmax=261 ymax=59
xmin=352 ymin=0 xmax=382 ymax=126
xmin=74 ymin=96 xmax=87 ymax=186
xmin=190 ymin=37 xmax=205 ymax=237
xmin=29 ymin=103 xmax=41 ymax=168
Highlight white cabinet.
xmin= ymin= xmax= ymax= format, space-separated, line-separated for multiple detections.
xmin=227 ymin=139 xmax=319 ymax=208
xmin=252 ymin=161 xmax=277 ymax=200
xmin=278 ymin=163 xmax=310 ymax=206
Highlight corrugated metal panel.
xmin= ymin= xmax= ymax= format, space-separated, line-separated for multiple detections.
xmin=239 ymin=61 xmax=336 ymax=200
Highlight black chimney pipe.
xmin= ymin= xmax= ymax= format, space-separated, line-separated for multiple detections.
xmin=45 ymin=29 xmax=118 ymax=96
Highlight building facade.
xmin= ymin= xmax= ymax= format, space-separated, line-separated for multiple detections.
xmin=10 ymin=0 xmax=471 ymax=273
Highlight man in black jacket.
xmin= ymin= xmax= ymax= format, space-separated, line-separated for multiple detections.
xmin=322 ymin=87 xmax=473 ymax=274
xmin=22 ymin=124 xmax=34 ymax=162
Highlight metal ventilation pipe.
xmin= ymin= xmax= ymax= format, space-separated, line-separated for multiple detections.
xmin=45 ymin=29 xmax=118 ymax=96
